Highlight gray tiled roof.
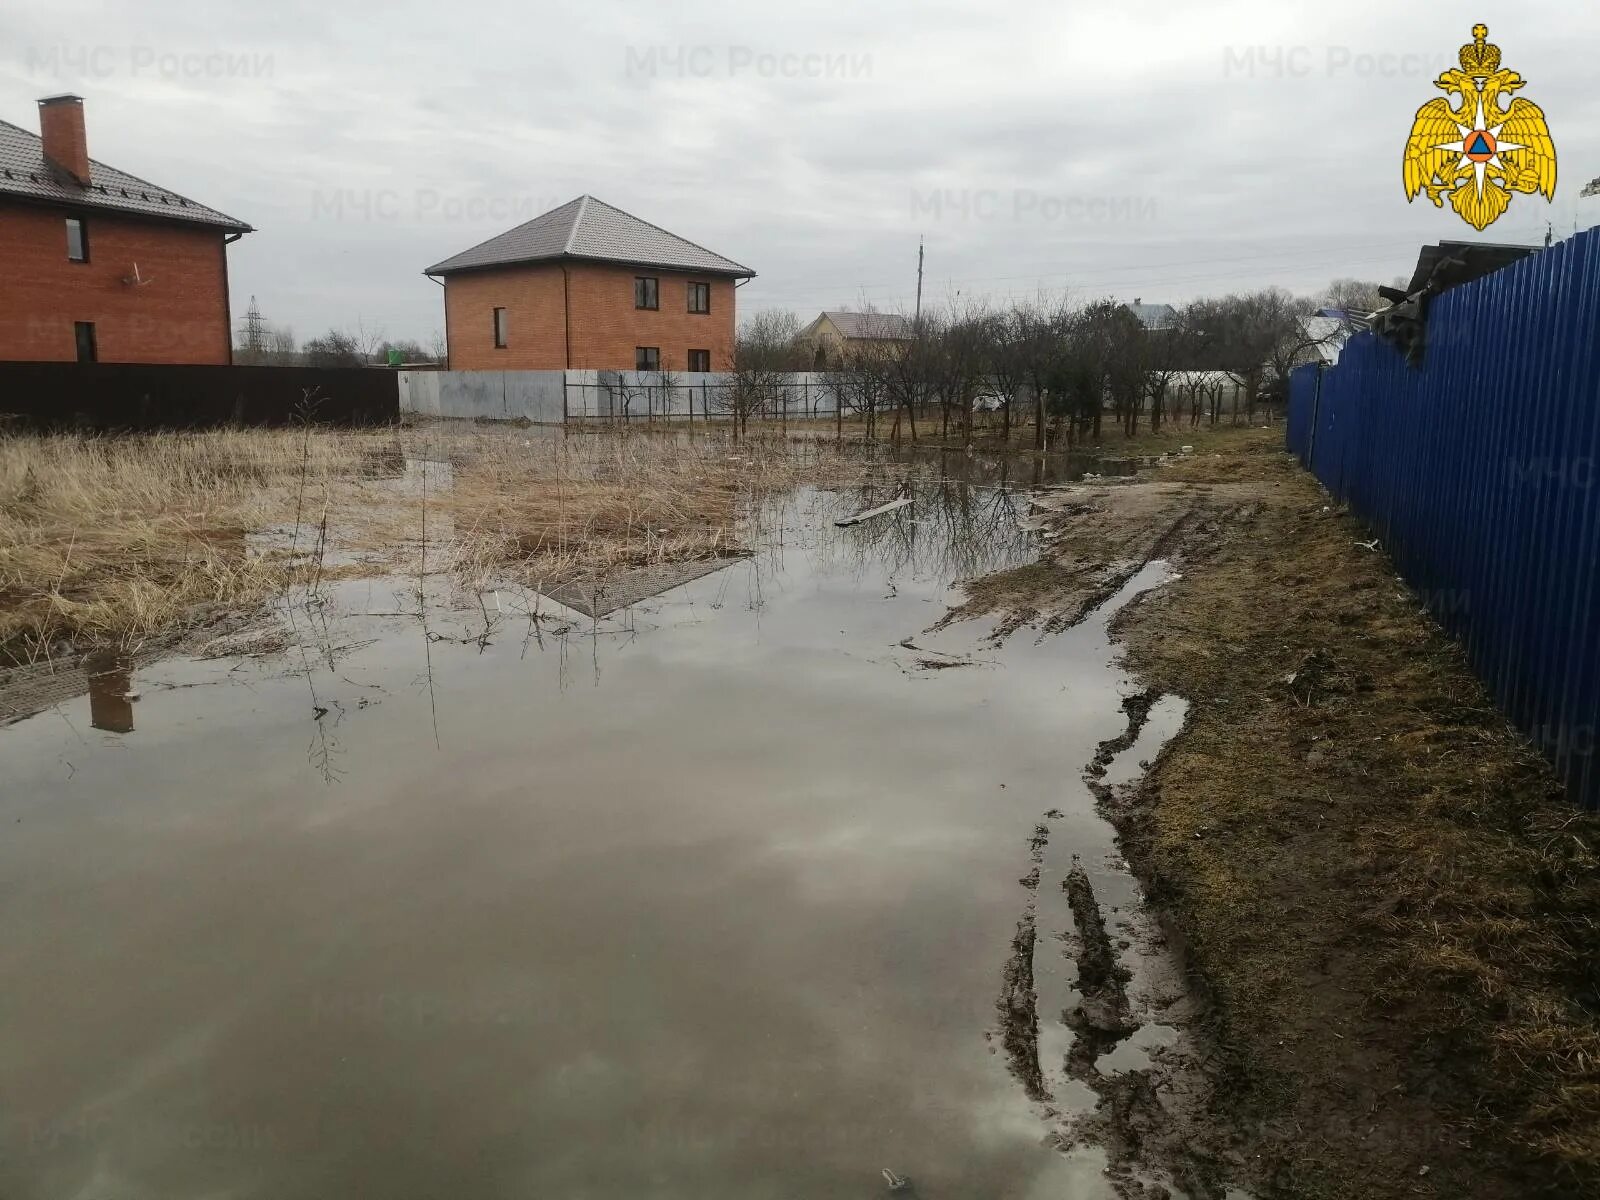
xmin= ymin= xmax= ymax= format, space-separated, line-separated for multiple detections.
xmin=425 ymin=195 xmax=754 ymax=277
xmin=821 ymin=310 xmax=913 ymax=340
xmin=0 ymin=118 xmax=250 ymax=232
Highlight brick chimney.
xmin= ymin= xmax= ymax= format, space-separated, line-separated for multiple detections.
xmin=38 ymin=94 xmax=90 ymax=185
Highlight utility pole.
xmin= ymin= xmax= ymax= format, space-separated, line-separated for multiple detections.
xmin=913 ymin=236 xmax=924 ymax=332
xmin=903 ymin=235 xmax=924 ymax=445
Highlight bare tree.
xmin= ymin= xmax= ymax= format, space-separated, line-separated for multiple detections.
xmin=1067 ymin=299 xmax=1145 ymax=441
xmin=351 ymin=319 xmax=386 ymax=366
xmin=924 ymin=300 xmax=993 ymax=446
xmin=302 ymin=329 xmax=363 ymax=368
xmin=1323 ymin=278 xmax=1386 ymax=316
xmin=726 ymin=310 xmax=802 ymax=438
xmin=655 ymin=367 xmax=683 ymax=422
xmin=600 ymin=370 xmax=654 ymax=424
xmin=1187 ymin=289 xmax=1319 ymax=423
xmin=834 ymin=347 xmax=891 ymax=439
xmin=1008 ymin=295 xmax=1076 ymax=451
xmin=266 ymin=327 xmax=298 ymax=366
xmin=881 ymin=307 xmax=932 ymax=445
xmin=984 ymin=307 xmax=1032 ymax=444
xmin=1136 ymin=304 xmax=1201 ymax=433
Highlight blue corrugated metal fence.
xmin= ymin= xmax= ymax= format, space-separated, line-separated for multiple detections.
xmin=1286 ymin=227 xmax=1600 ymax=809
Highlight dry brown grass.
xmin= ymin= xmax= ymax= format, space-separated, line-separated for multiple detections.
xmin=0 ymin=423 xmax=864 ymax=664
xmin=0 ymin=429 xmax=373 ymax=663
xmin=381 ymin=427 xmax=854 ymax=591
xmin=1099 ymin=436 xmax=1600 ymax=1198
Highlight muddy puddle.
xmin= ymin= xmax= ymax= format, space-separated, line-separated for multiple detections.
xmin=0 ymin=466 xmax=1227 ymax=1199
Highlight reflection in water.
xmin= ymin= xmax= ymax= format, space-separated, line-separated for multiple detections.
xmin=0 ymin=459 xmax=1196 ymax=1200
xmin=85 ymin=650 xmax=134 ymax=733
xmin=837 ymin=476 xmax=1034 ymax=585
xmin=880 ymin=443 xmax=1142 ymax=490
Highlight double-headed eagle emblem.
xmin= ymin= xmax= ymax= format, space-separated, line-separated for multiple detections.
xmin=1404 ymin=24 xmax=1556 ymax=231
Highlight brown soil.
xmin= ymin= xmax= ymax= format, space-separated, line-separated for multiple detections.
xmin=965 ymin=427 xmax=1600 ymax=1199
xmin=999 ymin=907 xmax=1048 ymax=1103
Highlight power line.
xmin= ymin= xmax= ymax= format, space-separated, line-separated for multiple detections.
xmin=740 ymin=234 xmax=1429 ymax=302
xmin=743 ymin=249 xmax=1417 ymax=311
xmin=740 ymin=222 xmax=1563 ymax=306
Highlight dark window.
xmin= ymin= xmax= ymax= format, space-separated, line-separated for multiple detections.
xmin=687 ymin=349 xmax=711 ymax=372
xmin=634 ymin=277 xmax=659 ymax=309
xmin=74 ymin=321 xmax=97 ymax=363
xmin=492 ymin=307 xmax=508 ymax=348
xmin=66 ymin=217 xmax=88 ymax=262
xmin=687 ymin=282 xmax=710 ymax=314
xmin=635 ymin=346 xmax=660 ymax=371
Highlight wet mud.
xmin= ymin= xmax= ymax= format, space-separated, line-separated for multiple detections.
xmin=968 ymin=561 xmax=1238 ymax=1200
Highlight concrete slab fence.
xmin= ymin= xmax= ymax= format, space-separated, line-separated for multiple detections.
xmin=400 ymin=369 xmax=842 ymax=424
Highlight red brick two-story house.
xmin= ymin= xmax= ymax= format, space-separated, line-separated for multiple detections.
xmin=425 ymin=196 xmax=754 ymax=372
xmin=0 ymin=95 xmax=251 ymax=364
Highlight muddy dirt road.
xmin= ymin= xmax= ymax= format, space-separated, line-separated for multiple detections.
xmin=0 ymin=471 xmax=1225 ymax=1199
xmin=951 ymin=431 xmax=1600 ymax=1200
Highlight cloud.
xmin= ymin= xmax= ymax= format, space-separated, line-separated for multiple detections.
xmin=1 ymin=0 xmax=1593 ymax=340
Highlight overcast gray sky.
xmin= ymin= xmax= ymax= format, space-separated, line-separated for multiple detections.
xmin=4 ymin=1 xmax=1597 ymax=345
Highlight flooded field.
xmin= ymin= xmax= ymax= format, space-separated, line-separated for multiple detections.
xmin=0 ymin=462 xmax=1218 ymax=1199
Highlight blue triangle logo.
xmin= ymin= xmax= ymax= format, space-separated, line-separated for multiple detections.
xmin=1468 ymin=133 xmax=1492 ymax=155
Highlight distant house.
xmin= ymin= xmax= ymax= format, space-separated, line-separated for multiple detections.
xmin=1295 ymin=314 xmax=1353 ymax=367
xmin=425 ymin=195 xmax=754 ymax=372
xmin=0 ymin=95 xmax=251 ymax=365
xmin=797 ymin=310 xmax=914 ymax=369
xmin=1123 ymin=299 xmax=1178 ymax=331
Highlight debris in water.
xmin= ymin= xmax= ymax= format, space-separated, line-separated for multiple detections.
xmin=836 ymin=496 xmax=914 ymax=526
xmin=882 ymin=1168 xmax=912 ymax=1191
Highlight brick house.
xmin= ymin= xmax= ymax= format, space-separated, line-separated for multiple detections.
xmin=425 ymin=196 xmax=754 ymax=372
xmin=0 ymin=95 xmax=251 ymax=365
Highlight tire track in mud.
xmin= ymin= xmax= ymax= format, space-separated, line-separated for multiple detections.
xmin=1057 ymin=857 xmax=1221 ymax=1200
xmin=986 ymin=557 xmax=1236 ymax=1200
xmin=1061 ymin=860 xmax=1137 ymax=1072
xmin=929 ymin=499 xmax=1206 ymax=642
xmin=1039 ymin=506 xmax=1199 ymax=638
xmin=996 ymin=823 xmax=1053 ymax=1103
xmin=1085 ymin=691 xmax=1160 ymax=783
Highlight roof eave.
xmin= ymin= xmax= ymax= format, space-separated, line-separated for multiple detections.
xmin=425 ymin=250 xmax=755 ymax=279
xmin=0 ymin=188 xmax=251 ymax=234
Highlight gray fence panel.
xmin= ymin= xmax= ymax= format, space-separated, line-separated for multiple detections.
xmin=401 ymin=369 xmax=845 ymax=423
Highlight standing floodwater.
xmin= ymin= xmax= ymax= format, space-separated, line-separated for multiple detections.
xmin=0 ymin=473 xmax=1191 ymax=1199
